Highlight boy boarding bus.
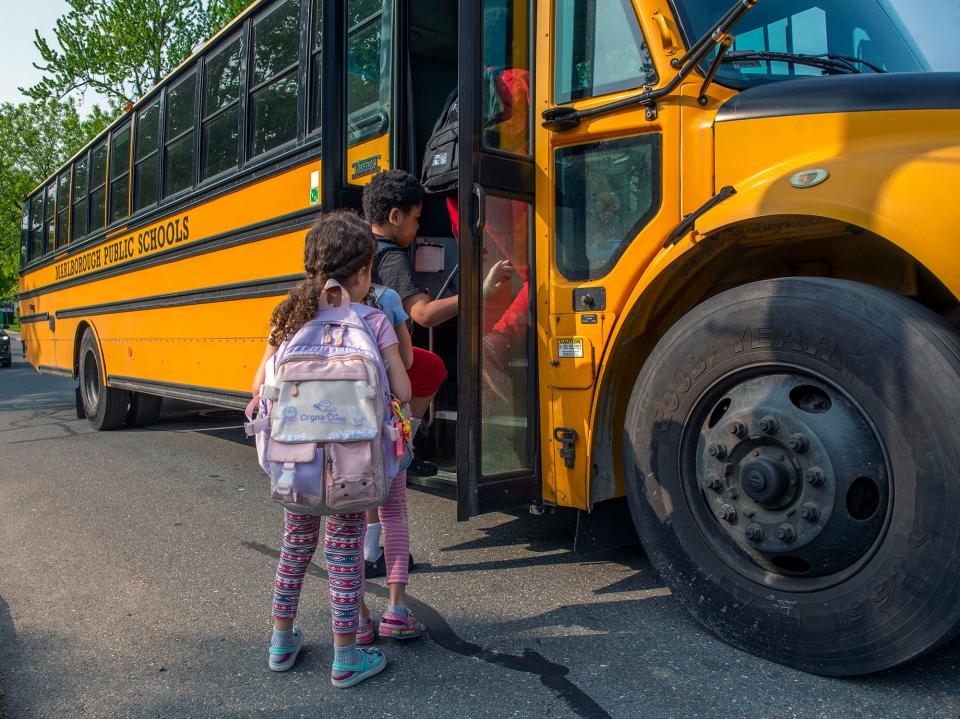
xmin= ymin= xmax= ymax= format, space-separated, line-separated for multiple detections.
xmin=18 ymin=0 xmax=960 ymax=676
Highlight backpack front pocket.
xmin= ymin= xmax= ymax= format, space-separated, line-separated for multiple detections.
xmin=269 ymin=444 xmax=324 ymax=512
xmin=271 ymin=358 xmax=382 ymax=443
xmin=324 ymin=441 xmax=383 ymax=512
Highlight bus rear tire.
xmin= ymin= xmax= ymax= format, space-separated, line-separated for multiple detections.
xmin=78 ymin=328 xmax=129 ymax=431
xmin=126 ymin=392 xmax=163 ymax=427
xmin=623 ymin=277 xmax=960 ymax=676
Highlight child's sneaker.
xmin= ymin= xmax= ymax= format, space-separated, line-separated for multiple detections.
xmin=330 ymin=647 xmax=386 ymax=688
xmin=356 ymin=617 xmax=376 ymax=645
xmin=268 ymin=625 xmax=304 ymax=672
xmin=378 ymin=609 xmax=424 ymax=640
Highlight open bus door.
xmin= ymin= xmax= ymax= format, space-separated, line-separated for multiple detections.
xmin=455 ymin=0 xmax=539 ymax=520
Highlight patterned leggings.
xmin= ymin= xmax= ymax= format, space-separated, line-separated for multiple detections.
xmin=272 ymin=510 xmax=366 ymax=635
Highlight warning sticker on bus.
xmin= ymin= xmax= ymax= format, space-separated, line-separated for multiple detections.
xmin=557 ymin=337 xmax=584 ymax=359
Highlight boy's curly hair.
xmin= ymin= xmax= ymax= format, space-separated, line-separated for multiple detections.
xmin=269 ymin=210 xmax=376 ymax=345
xmin=361 ymin=169 xmax=424 ymax=225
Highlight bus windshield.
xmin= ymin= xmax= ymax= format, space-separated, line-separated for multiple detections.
xmin=671 ymin=0 xmax=929 ymax=89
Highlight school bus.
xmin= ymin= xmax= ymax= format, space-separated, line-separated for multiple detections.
xmin=17 ymin=0 xmax=960 ymax=676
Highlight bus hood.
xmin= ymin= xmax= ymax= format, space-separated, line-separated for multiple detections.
xmin=715 ymin=72 xmax=960 ymax=123
xmin=698 ymin=71 xmax=960 ymax=300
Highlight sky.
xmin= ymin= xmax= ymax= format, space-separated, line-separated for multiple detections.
xmin=0 ymin=0 xmax=957 ymax=115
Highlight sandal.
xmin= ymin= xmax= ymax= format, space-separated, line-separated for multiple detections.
xmin=268 ymin=625 xmax=304 ymax=672
xmin=356 ymin=617 xmax=376 ymax=646
xmin=330 ymin=647 xmax=386 ymax=688
xmin=378 ymin=610 xmax=424 ymax=640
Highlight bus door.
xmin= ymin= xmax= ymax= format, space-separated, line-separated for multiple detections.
xmin=540 ymin=0 xmax=681 ymax=511
xmin=456 ymin=0 xmax=538 ymax=519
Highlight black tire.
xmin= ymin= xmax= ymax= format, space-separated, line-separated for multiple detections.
xmin=126 ymin=392 xmax=163 ymax=427
xmin=623 ymin=278 xmax=960 ymax=676
xmin=78 ymin=328 xmax=129 ymax=431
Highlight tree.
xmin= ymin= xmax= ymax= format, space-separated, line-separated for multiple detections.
xmin=25 ymin=0 xmax=252 ymax=110
xmin=0 ymin=100 xmax=111 ymax=301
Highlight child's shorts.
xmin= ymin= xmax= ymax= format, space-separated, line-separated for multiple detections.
xmin=409 ymin=347 xmax=447 ymax=398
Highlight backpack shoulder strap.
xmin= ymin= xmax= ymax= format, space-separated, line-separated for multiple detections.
xmin=369 ymin=283 xmax=389 ymax=306
xmin=377 ymin=239 xmax=402 ymax=256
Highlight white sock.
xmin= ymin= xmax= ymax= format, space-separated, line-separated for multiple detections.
xmin=364 ymin=522 xmax=382 ymax=562
xmin=409 ymin=417 xmax=422 ymax=441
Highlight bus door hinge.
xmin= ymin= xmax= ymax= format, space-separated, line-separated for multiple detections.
xmin=553 ymin=427 xmax=578 ymax=469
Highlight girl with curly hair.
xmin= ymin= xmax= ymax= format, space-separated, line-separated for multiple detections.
xmin=251 ymin=210 xmax=411 ymax=687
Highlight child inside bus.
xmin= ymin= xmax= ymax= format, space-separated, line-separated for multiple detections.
xmin=362 ymin=170 xmax=450 ymax=480
xmin=251 ymin=210 xmax=412 ymax=686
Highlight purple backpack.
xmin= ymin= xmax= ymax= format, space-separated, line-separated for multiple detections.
xmin=245 ymin=280 xmax=402 ymax=515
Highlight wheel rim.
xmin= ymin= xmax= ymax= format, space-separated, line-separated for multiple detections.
xmin=681 ymin=367 xmax=892 ymax=591
xmin=82 ymin=348 xmax=100 ymax=411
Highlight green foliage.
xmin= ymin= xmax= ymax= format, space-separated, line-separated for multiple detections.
xmin=25 ymin=0 xmax=253 ymax=110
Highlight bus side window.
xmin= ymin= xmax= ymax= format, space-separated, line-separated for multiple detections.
xmin=554 ymin=134 xmax=661 ymax=280
xmin=109 ymin=124 xmax=131 ymax=224
xmin=553 ymin=0 xmax=658 ymax=105
xmin=29 ymin=192 xmax=42 ymax=261
xmin=308 ymin=0 xmax=322 ymax=133
xmin=56 ymin=171 xmax=70 ymax=248
xmin=165 ymin=71 xmax=197 ymax=197
xmin=43 ymin=182 xmax=56 ymax=256
xmin=202 ymin=35 xmax=242 ymax=180
xmin=134 ymin=101 xmax=161 ymax=212
xmin=72 ymin=157 xmax=89 ymax=242
xmin=20 ymin=200 xmax=29 ymax=266
xmin=249 ymin=0 xmax=301 ymax=158
xmin=89 ymin=142 xmax=107 ymax=233
xmin=345 ymin=0 xmax=391 ymax=148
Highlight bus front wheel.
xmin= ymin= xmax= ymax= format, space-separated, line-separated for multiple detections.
xmin=78 ymin=328 xmax=129 ymax=431
xmin=623 ymin=277 xmax=960 ymax=676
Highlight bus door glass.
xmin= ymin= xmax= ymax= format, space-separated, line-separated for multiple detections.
xmin=344 ymin=0 xmax=394 ymax=186
xmin=456 ymin=0 xmax=538 ymax=519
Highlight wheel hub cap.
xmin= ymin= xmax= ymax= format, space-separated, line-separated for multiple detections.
xmin=690 ymin=373 xmax=890 ymax=583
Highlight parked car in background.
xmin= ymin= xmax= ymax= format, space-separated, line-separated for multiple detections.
xmin=0 ymin=326 xmax=11 ymax=368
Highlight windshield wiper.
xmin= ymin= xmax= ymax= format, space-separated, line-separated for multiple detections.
xmin=818 ymin=52 xmax=887 ymax=74
xmin=721 ymin=50 xmax=885 ymax=75
xmin=542 ymin=0 xmax=760 ymax=130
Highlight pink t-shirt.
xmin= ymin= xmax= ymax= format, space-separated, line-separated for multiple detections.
xmin=357 ymin=304 xmax=399 ymax=352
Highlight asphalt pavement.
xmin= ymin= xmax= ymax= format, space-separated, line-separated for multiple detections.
xmin=2 ymin=340 xmax=960 ymax=719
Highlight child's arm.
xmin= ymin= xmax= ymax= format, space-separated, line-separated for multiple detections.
xmin=381 ymin=344 xmax=412 ymax=404
xmin=251 ymin=342 xmax=278 ymax=397
xmin=395 ymin=322 xmax=414 ymax=369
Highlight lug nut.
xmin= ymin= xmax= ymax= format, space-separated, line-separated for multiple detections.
xmin=788 ymin=433 xmax=809 ymax=453
xmin=727 ymin=421 xmax=747 ymax=438
xmin=804 ymin=467 xmax=825 ymax=486
xmin=759 ymin=416 xmax=779 ymax=435
xmin=719 ymin=505 xmax=737 ymax=523
xmin=775 ymin=524 xmax=796 ymax=543
xmin=708 ymin=444 xmax=728 ymax=460
xmin=704 ymin=476 xmax=721 ymax=491
xmin=799 ymin=503 xmax=820 ymax=522
xmin=745 ymin=524 xmax=764 ymax=542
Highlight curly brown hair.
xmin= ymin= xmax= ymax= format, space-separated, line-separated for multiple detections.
xmin=269 ymin=210 xmax=377 ymax=345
